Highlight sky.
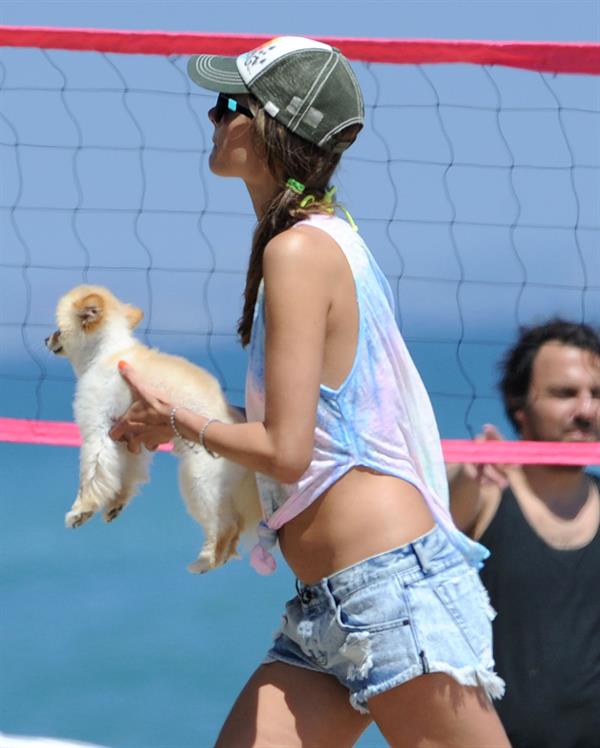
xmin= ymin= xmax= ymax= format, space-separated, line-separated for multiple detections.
xmin=1 ymin=0 xmax=599 ymax=41
xmin=1 ymin=0 xmax=599 ymax=437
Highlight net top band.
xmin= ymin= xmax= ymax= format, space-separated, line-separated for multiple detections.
xmin=0 ymin=25 xmax=599 ymax=74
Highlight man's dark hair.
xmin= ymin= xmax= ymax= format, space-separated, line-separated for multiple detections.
xmin=499 ymin=318 xmax=600 ymax=433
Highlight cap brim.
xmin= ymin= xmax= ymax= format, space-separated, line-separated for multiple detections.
xmin=187 ymin=55 xmax=249 ymax=94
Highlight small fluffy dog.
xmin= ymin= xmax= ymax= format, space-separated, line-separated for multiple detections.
xmin=46 ymin=285 xmax=261 ymax=573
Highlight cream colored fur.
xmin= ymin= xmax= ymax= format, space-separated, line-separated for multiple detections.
xmin=46 ymin=285 xmax=261 ymax=573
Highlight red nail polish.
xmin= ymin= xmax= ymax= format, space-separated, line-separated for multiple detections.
xmin=118 ymin=360 xmax=127 ymax=371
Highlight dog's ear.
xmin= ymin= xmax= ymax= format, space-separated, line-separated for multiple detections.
xmin=74 ymin=293 xmax=104 ymax=331
xmin=124 ymin=304 xmax=143 ymax=329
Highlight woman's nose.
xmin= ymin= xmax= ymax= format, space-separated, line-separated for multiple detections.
xmin=208 ymin=106 xmax=217 ymax=125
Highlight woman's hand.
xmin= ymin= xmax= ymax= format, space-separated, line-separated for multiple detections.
xmin=109 ymin=361 xmax=174 ymax=454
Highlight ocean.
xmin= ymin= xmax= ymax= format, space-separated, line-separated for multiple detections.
xmin=1 ymin=439 xmax=394 ymax=748
xmin=2 ymin=345 xmax=598 ymax=747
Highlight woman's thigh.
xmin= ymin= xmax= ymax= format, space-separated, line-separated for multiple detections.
xmin=368 ymin=672 xmax=510 ymax=748
xmin=214 ymin=661 xmax=372 ymax=748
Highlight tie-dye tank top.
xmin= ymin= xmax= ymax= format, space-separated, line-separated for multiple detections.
xmin=245 ymin=213 xmax=488 ymax=574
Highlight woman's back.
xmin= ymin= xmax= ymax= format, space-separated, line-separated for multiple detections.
xmin=246 ymin=213 xmax=487 ymax=580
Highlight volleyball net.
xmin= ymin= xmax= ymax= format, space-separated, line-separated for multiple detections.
xmin=1 ymin=26 xmax=599 ymax=464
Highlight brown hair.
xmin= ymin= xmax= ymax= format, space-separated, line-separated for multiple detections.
xmin=237 ymin=105 xmax=359 ymax=346
xmin=499 ymin=318 xmax=600 ymax=433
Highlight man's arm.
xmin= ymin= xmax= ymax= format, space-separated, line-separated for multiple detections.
xmin=448 ymin=424 xmax=509 ymax=538
xmin=448 ymin=462 xmax=486 ymax=534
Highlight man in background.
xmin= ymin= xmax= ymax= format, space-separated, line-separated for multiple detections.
xmin=449 ymin=318 xmax=600 ymax=748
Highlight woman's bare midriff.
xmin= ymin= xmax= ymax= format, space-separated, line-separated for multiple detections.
xmin=278 ymin=467 xmax=436 ymax=584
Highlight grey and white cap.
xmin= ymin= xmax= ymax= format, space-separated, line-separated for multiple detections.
xmin=188 ymin=36 xmax=364 ymax=152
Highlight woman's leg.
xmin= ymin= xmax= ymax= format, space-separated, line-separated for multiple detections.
xmin=368 ymin=673 xmax=510 ymax=748
xmin=214 ymin=661 xmax=372 ymax=748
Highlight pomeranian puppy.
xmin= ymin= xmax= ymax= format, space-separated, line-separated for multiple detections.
xmin=46 ymin=285 xmax=261 ymax=573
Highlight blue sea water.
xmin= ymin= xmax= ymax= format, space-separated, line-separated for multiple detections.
xmin=1 ymin=439 xmax=397 ymax=748
xmin=3 ymin=343 xmax=599 ymax=747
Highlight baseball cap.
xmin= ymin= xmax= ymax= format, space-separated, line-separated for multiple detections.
xmin=187 ymin=36 xmax=364 ymax=153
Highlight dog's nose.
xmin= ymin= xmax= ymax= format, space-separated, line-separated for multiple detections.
xmin=44 ymin=336 xmax=50 ymax=345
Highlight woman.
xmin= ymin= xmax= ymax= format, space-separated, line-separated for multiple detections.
xmin=110 ymin=36 xmax=510 ymax=748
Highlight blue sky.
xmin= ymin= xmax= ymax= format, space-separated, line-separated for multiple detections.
xmin=1 ymin=0 xmax=598 ymax=436
xmin=2 ymin=0 xmax=599 ymax=41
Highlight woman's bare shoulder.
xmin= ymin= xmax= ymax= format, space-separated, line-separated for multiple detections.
xmin=263 ymin=221 xmax=343 ymax=278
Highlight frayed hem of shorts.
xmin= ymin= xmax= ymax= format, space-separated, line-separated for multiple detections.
xmin=261 ymin=652 xmax=329 ymax=676
xmin=349 ymin=665 xmax=423 ymax=714
xmin=349 ymin=662 xmax=506 ymax=715
xmin=426 ymin=661 xmax=506 ymax=701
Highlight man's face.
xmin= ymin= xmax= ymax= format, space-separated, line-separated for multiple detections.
xmin=515 ymin=341 xmax=600 ymax=442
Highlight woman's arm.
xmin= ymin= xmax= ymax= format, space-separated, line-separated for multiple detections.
xmin=110 ymin=226 xmax=334 ymax=484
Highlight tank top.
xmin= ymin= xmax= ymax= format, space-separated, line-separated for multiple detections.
xmin=480 ymin=476 xmax=600 ymax=748
xmin=245 ymin=213 xmax=488 ymax=574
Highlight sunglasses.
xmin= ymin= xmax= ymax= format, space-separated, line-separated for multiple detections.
xmin=214 ymin=93 xmax=254 ymax=123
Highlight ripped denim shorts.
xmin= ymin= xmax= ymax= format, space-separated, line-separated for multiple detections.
xmin=263 ymin=524 xmax=505 ymax=714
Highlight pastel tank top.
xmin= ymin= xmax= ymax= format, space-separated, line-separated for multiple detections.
xmin=245 ymin=213 xmax=488 ymax=574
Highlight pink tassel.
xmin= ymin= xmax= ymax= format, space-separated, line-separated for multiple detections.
xmin=250 ymin=544 xmax=277 ymax=575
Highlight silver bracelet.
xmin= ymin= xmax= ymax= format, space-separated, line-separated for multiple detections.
xmin=199 ymin=418 xmax=221 ymax=459
xmin=169 ymin=406 xmax=198 ymax=452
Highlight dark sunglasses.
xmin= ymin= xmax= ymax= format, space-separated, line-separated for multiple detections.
xmin=214 ymin=93 xmax=254 ymax=123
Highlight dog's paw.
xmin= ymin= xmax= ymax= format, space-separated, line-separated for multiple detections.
xmin=103 ymin=505 xmax=124 ymax=523
xmin=187 ymin=556 xmax=214 ymax=574
xmin=65 ymin=510 xmax=94 ymax=528
xmin=187 ymin=548 xmax=240 ymax=574
xmin=186 ymin=524 xmax=242 ymax=574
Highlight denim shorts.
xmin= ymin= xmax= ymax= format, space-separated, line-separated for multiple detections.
xmin=264 ymin=525 xmax=505 ymax=714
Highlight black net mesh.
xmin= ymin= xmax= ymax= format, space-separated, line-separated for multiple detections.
xmin=1 ymin=46 xmax=598 ymax=437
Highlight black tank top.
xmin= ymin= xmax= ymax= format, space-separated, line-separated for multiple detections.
xmin=479 ymin=475 xmax=600 ymax=748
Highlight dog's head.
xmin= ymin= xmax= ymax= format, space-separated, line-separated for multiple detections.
xmin=45 ymin=285 xmax=143 ymax=363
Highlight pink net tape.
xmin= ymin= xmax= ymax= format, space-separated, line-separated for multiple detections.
xmin=1 ymin=417 xmax=598 ymax=465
